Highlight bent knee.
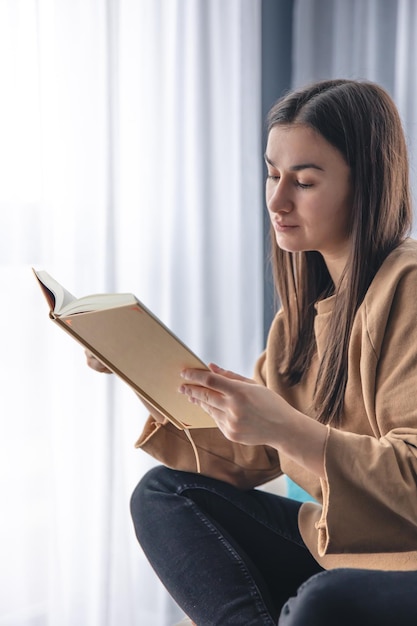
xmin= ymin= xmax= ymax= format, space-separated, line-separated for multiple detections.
xmin=130 ymin=465 xmax=176 ymax=543
xmin=130 ymin=465 xmax=172 ymax=511
xmin=279 ymin=569 xmax=356 ymax=626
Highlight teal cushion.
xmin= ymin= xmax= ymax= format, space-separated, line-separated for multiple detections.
xmin=286 ymin=477 xmax=316 ymax=502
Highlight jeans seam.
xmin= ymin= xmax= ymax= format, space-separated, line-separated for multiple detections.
xmin=187 ymin=498 xmax=277 ymax=626
xmin=175 ymin=480 xmax=305 ymax=548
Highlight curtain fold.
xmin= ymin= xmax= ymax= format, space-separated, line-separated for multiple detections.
xmin=293 ymin=0 xmax=417 ymax=221
xmin=0 ymin=1 xmax=263 ymax=625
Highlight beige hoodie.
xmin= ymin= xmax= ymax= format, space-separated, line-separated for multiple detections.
xmin=136 ymin=238 xmax=417 ymax=571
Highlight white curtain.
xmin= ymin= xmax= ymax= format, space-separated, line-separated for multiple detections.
xmin=293 ymin=0 xmax=417 ymax=227
xmin=0 ymin=1 xmax=263 ymax=625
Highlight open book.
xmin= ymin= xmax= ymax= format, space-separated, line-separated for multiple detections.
xmin=33 ymin=269 xmax=216 ymax=430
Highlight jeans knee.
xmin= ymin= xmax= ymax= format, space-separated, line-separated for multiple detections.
xmin=279 ymin=569 xmax=350 ymax=626
xmin=131 ymin=464 xmax=170 ymax=512
xmin=130 ymin=466 xmax=166 ymax=532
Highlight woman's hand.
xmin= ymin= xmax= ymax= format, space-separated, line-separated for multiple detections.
xmin=179 ymin=363 xmax=327 ymax=478
xmin=85 ymin=349 xmax=166 ymax=422
xmin=179 ymin=363 xmax=291 ymax=446
xmin=85 ymin=349 xmax=113 ymax=373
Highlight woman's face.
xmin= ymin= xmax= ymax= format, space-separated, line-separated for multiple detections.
xmin=265 ymin=124 xmax=353 ymax=282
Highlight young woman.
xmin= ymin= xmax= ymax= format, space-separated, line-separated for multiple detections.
xmin=88 ymin=79 xmax=417 ymax=625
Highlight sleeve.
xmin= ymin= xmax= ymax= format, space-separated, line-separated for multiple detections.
xmin=315 ymin=265 xmax=417 ymax=555
xmin=135 ymin=418 xmax=281 ymax=490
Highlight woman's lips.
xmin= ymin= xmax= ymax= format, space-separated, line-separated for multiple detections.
xmin=273 ymin=221 xmax=298 ymax=232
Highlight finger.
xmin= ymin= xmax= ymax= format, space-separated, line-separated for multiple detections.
xmin=179 ymin=383 xmax=226 ymax=412
xmin=85 ymin=350 xmax=112 ymax=373
xmin=188 ymin=395 xmax=228 ymax=429
xmin=180 ymin=367 xmax=253 ymax=396
xmin=209 ymin=363 xmax=255 ymax=384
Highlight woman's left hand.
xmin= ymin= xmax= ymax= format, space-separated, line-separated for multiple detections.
xmin=179 ymin=363 xmax=327 ymax=479
xmin=179 ymin=363 xmax=291 ymax=447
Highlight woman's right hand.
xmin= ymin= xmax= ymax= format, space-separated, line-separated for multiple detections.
xmin=85 ymin=348 xmax=166 ymax=423
xmin=85 ymin=349 xmax=112 ymax=374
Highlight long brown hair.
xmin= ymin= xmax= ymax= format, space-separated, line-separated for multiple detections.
xmin=267 ymin=79 xmax=412 ymax=425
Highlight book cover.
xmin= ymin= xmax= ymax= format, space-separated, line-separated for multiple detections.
xmin=34 ymin=269 xmax=216 ymax=430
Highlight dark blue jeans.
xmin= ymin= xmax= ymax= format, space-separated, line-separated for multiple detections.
xmin=278 ymin=567 xmax=417 ymax=626
xmin=130 ymin=466 xmax=323 ymax=625
xmin=131 ymin=466 xmax=417 ymax=625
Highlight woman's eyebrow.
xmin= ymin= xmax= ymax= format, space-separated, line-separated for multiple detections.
xmin=264 ymin=153 xmax=324 ymax=172
xmin=290 ymin=163 xmax=324 ymax=172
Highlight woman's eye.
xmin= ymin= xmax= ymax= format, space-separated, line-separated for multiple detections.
xmin=296 ymin=181 xmax=313 ymax=189
xmin=266 ymin=174 xmax=279 ymax=181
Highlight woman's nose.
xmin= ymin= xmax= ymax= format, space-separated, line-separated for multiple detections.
xmin=267 ymin=181 xmax=293 ymax=214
